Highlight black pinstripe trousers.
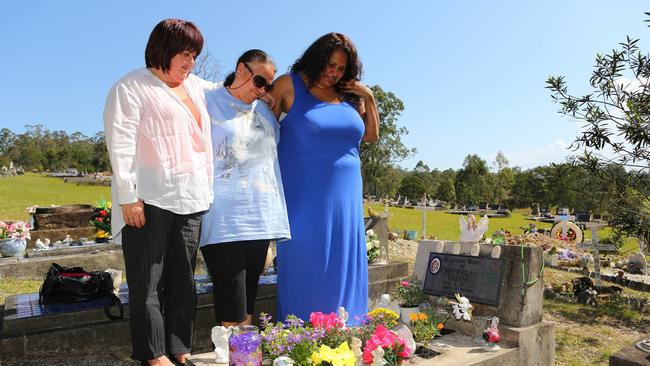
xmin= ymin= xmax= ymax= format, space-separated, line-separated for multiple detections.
xmin=121 ymin=203 xmax=202 ymax=361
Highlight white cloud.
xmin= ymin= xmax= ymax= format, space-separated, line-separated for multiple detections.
xmin=504 ymin=139 xmax=573 ymax=169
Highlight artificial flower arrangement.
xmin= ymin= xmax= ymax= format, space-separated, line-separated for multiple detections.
xmin=0 ymin=221 xmax=31 ymax=240
xmin=259 ymin=308 xmax=414 ymax=366
xmin=365 ymin=229 xmax=381 ymax=263
xmin=393 ymin=280 xmax=426 ymax=307
xmin=90 ymin=198 xmax=111 ymax=240
xmin=449 ymin=293 xmax=473 ymax=321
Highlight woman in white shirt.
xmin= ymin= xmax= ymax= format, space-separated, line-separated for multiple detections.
xmin=199 ymin=49 xmax=290 ymax=327
xmin=103 ymin=19 xmax=212 ymax=366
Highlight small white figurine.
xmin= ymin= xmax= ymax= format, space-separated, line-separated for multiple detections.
xmin=350 ymin=337 xmax=363 ymax=366
xmin=371 ymin=346 xmax=387 ymax=366
xmin=337 ymin=306 xmax=349 ymax=327
xmin=35 ymin=239 xmax=48 ymax=250
xmin=450 ymin=293 xmax=473 ymax=321
xmin=273 ymin=356 xmax=295 ymax=366
xmin=211 ymin=325 xmax=232 ymax=364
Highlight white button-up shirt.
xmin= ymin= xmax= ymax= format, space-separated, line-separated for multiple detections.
xmin=103 ymin=68 xmax=214 ymax=243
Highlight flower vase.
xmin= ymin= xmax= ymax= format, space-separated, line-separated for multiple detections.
xmin=0 ymin=238 xmax=27 ymax=257
xmin=228 ymin=325 xmax=262 ymax=366
xmin=399 ymin=305 xmax=420 ymax=324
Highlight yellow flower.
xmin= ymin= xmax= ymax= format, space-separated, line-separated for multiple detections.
xmin=311 ymin=342 xmax=356 ymax=366
xmin=107 ymin=201 xmax=112 ymax=209
xmin=367 ymin=308 xmax=399 ymax=327
xmin=96 ymin=230 xmax=109 ymax=238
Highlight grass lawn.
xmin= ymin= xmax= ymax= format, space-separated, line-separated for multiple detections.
xmin=364 ymin=203 xmax=642 ymax=255
xmin=0 ymin=173 xmax=111 ymax=221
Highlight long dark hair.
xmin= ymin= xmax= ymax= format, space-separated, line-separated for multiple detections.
xmin=145 ymin=18 xmax=203 ymax=72
xmin=224 ymin=49 xmax=275 ymax=87
xmin=291 ymin=33 xmax=363 ymax=105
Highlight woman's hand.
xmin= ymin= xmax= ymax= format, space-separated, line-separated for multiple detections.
xmin=339 ymin=80 xmax=374 ymax=99
xmin=122 ymin=200 xmax=146 ymax=228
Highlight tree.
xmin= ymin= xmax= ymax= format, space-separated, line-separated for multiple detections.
xmin=455 ymin=154 xmax=490 ymax=205
xmin=492 ymin=151 xmax=514 ymax=207
xmin=193 ymin=48 xmax=221 ymax=82
xmin=546 ymin=13 xmax=650 ymax=252
xmin=360 ymin=85 xmax=417 ymax=196
xmin=398 ymin=173 xmax=426 ymax=199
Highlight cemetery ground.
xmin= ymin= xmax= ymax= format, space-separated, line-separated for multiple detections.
xmin=0 ymin=173 xmax=649 ymax=365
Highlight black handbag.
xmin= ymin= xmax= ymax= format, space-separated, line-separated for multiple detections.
xmin=38 ymin=262 xmax=124 ymax=320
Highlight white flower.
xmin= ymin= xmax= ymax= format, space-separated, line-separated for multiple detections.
xmin=366 ymin=229 xmax=375 ymax=237
xmin=450 ymin=293 xmax=473 ymax=321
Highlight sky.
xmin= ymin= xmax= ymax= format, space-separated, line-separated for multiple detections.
xmin=1 ymin=1 xmax=649 ymax=171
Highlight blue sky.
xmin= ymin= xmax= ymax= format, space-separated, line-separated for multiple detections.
xmin=1 ymin=1 xmax=648 ymax=170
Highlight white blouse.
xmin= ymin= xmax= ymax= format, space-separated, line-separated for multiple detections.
xmin=103 ymin=68 xmax=214 ymax=243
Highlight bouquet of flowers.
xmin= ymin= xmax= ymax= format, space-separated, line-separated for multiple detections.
xmin=366 ymin=229 xmax=381 ymax=263
xmin=366 ymin=308 xmax=399 ymax=329
xmin=393 ymin=280 xmax=426 ymax=307
xmin=362 ymin=325 xmax=411 ymax=366
xmin=90 ymin=198 xmax=111 ymax=240
xmin=310 ymin=342 xmax=357 ymax=366
xmin=259 ymin=313 xmax=325 ymax=365
xmin=0 ymin=221 xmax=31 ymax=240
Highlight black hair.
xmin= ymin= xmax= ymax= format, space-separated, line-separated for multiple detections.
xmin=291 ymin=32 xmax=363 ymax=105
xmin=224 ymin=49 xmax=275 ymax=87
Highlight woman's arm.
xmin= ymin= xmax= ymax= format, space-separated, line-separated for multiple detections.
xmin=341 ymin=81 xmax=379 ymax=142
xmin=103 ymin=82 xmax=146 ymax=228
xmin=269 ymin=74 xmax=294 ymax=119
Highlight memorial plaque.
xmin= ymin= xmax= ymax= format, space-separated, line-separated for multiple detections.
xmin=423 ymin=252 xmax=504 ymax=306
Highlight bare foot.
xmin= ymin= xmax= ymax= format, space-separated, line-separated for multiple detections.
xmin=147 ymin=355 xmax=174 ymax=366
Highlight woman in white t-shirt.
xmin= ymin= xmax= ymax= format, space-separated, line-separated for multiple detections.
xmin=199 ymin=49 xmax=290 ymax=327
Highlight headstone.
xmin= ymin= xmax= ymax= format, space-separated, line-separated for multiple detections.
xmin=414 ymin=240 xmax=544 ymax=327
xmin=422 ymin=252 xmax=504 ymax=306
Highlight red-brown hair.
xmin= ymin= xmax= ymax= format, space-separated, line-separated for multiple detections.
xmin=145 ymin=19 xmax=203 ymax=72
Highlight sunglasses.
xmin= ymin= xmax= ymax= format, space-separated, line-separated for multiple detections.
xmin=243 ymin=63 xmax=274 ymax=92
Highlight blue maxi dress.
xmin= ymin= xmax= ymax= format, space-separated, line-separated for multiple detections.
xmin=277 ymin=73 xmax=368 ymax=324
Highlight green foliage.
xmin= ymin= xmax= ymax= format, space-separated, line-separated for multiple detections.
xmin=360 ymin=85 xmax=416 ymax=197
xmin=0 ymin=125 xmax=109 ymax=172
xmin=455 ymin=154 xmax=490 ymax=205
xmin=546 ymin=15 xmax=650 ymax=253
xmin=397 ymin=174 xmax=426 ymax=199
xmin=392 ymin=279 xmax=426 ymax=307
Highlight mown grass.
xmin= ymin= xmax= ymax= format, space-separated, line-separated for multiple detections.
xmin=363 ymin=203 xmax=641 ymax=254
xmin=0 ymin=278 xmax=42 ymax=305
xmin=0 ymin=173 xmax=111 ymax=221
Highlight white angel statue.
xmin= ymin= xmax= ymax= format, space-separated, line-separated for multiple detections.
xmin=459 ymin=214 xmax=489 ymax=242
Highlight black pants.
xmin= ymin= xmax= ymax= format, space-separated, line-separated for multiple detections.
xmin=201 ymin=240 xmax=270 ymax=323
xmin=122 ymin=203 xmax=202 ymax=361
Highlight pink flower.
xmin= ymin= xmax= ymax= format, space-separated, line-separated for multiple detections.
xmin=362 ymin=325 xmax=412 ymax=363
xmin=309 ymin=312 xmax=343 ymax=331
xmin=400 ymin=281 xmax=409 ymax=287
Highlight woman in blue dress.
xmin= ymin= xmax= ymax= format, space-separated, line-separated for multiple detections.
xmin=270 ymin=33 xmax=379 ymax=324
